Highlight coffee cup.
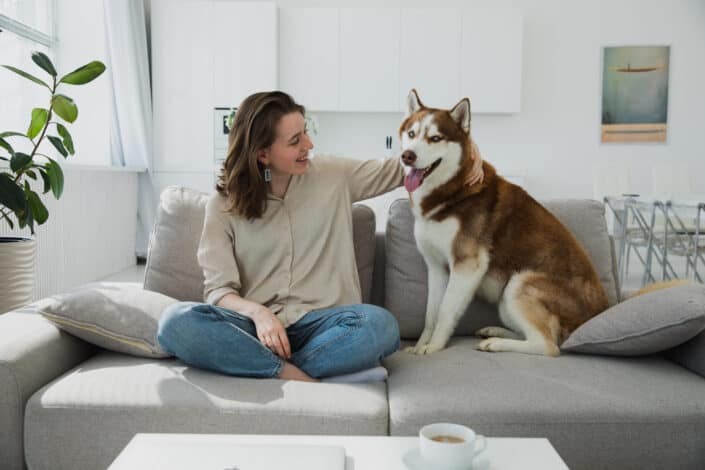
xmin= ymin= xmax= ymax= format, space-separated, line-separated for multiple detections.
xmin=419 ymin=423 xmax=487 ymax=469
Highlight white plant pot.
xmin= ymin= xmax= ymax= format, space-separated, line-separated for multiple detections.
xmin=0 ymin=237 xmax=36 ymax=314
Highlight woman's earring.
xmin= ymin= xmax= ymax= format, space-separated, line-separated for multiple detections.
xmin=264 ymin=167 xmax=272 ymax=182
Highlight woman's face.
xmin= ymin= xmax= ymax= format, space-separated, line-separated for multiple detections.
xmin=259 ymin=111 xmax=314 ymax=177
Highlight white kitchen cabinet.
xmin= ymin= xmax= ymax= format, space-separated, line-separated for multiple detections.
xmin=152 ymin=0 xmax=213 ymax=172
xmin=461 ymin=8 xmax=523 ymax=113
xmin=279 ymin=7 xmax=339 ymax=111
xmin=338 ymin=8 xmax=400 ymax=112
xmin=152 ymin=0 xmax=277 ymax=173
xmin=398 ymin=8 xmax=462 ymax=111
xmin=213 ymin=1 xmax=277 ymax=108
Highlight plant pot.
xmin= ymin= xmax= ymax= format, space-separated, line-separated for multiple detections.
xmin=0 ymin=237 xmax=36 ymax=314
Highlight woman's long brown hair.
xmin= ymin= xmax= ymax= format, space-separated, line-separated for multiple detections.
xmin=216 ymin=91 xmax=305 ymax=220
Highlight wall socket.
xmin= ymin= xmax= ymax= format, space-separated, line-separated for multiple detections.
xmin=384 ymin=135 xmax=394 ymax=158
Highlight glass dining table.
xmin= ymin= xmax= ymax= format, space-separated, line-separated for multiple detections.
xmin=604 ymin=195 xmax=705 ymax=288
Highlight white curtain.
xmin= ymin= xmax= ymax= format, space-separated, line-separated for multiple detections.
xmin=103 ymin=0 xmax=155 ymax=257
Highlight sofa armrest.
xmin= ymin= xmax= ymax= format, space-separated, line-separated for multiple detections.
xmin=0 ymin=307 xmax=97 ymax=470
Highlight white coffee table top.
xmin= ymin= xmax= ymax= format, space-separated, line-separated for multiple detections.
xmin=109 ymin=433 xmax=569 ymax=470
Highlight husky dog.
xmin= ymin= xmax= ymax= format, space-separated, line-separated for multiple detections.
xmin=399 ymin=89 xmax=608 ymax=356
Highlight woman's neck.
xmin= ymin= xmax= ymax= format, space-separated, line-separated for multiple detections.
xmin=269 ymin=172 xmax=292 ymax=199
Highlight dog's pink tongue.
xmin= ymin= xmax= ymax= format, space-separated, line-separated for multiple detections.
xmin=404 ymin=168 xmax=425 ymax=192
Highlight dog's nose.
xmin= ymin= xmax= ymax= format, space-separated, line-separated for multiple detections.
xmin=401 ymin=150 xmax=417 ymax=165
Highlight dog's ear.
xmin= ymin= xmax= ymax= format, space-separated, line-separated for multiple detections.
xmin=450 ymin=97 xmax=471 ymax=134
xmin=405 ymin=89 xmax=424 ymax=118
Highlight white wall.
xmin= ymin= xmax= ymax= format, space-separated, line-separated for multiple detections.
xmin=265 ymin=0 xmax=705 ymax=202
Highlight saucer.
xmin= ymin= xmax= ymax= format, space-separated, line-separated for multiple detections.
xmin=402 ymin=447 xmax=490 ymax=470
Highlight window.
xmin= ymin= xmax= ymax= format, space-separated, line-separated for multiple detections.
xmin=1 ymin=0 xmax=111 ymax=166
xmin=0 ymin=0 xmax=55 ymax=156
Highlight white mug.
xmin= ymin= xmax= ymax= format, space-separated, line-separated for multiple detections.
xmin=419 ymin=423 xmax=487 ymax=469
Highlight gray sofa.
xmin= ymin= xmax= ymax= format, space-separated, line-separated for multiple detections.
xmin=2 ymin=187 xmax=704 ymax=470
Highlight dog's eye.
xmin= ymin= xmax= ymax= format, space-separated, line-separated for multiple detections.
xmin=407 ymin=130 xmax=415 ymax=138
xmin=430 ymin=136 xmax=442 ymax=143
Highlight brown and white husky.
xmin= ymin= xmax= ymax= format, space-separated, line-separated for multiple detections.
xmin=399 ymin=89 xmax=608 ymax=357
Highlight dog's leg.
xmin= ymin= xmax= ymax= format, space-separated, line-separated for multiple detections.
xmin=405 ymin=263 xmax=448 ymax=353
xmin=477 ymin=273 xmax=561 ymax=357
xmin=415 ymin=256 xmax=489 ymax=355
xmin=475 ymin=326 xmax=521 ymax=340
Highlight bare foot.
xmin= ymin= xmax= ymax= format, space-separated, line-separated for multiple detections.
xmin=277 ymin=362 xmax=319 ymax=382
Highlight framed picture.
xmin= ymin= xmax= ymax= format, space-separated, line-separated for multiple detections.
xmin=600 ymin=46 xmax=670 ymax=143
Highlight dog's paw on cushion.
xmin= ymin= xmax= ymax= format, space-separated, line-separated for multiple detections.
xmin=39 ymin=282 xmax=178 ymax=358
xmin=561 ymin=284 xmax=705 ymax=356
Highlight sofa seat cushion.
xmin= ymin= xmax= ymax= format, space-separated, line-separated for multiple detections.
xmin=384 ymin=338 xmax=705 ymax=470
xmin=25 ymin=352 xmax=388 ymax=470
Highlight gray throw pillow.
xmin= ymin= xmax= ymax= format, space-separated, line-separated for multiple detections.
xmin=39 ymin=282 xmax=177 ymax=358
xmin=561 ymin=284 xmax=705 ymax=356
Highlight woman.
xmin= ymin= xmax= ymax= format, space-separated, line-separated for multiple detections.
xmin=157 ymin=91 xmax=406 ymax=382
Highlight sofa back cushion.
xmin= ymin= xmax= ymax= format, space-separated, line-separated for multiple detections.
xmin=385 ymin=198 xmax=619 ymax=339
xmin=144 ymin=186 xmax=376 ymax=304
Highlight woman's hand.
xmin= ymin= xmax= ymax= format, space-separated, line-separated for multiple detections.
xmin=250 ymin=305 xmax=291 ymax=360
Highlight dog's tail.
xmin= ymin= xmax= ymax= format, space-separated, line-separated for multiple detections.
xmin=627 ymin=279 xmax=692 ymax=299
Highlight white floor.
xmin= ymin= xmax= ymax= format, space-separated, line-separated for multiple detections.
xmin=98 ymin=264 xmax=146 ymax=283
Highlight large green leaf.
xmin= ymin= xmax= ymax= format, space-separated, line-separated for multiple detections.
xmin=10 ymin=152 xmax=32 ymax=172
xmin=31 ymin=51 xmax=57 ymax=77
xmin=56 ymin=123 xmax=75 ymax=155
xmin=0 ymin=65 xmax=51 ymax=90
xmin=59 ymin=61 xmax=106 ymax=85
xmin=26 ymin=188 xmax=48 ymax=224
xmin=47 ymin=136 xmax=68 ymax=158
xmin=27 ymin=108 xmax=49 ymax=139
xmin=52 ymin=95 xmax=78 ymax=123
xmin=45 ymin=159 xmax=64 ymax=198
xmin=38 ymin=168 xmax=51 ymax=194
xmin=0 ymin=173 xmax=26 ymax=212
xmin=0 ymin=131 xmax=28 ymax=139
xmin=20 ymin=188 xmax=34 ymax=233
xmin=0 ymin=137 xmax=14 ymax=156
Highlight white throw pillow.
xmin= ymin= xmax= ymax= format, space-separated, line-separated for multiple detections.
xmin=40 ymin=282 xmax=177 ymax=358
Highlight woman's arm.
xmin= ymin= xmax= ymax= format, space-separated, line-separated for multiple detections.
xmin=198 ymin=196 xmax=290 ymax=359
xmin=217 ymin=293 xmax=291 ymax=359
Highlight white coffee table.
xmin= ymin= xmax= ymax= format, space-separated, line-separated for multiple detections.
xmin=108 ymin=433 xmax=569 ymax=470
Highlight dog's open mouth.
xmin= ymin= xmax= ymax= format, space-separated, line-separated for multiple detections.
xmin=404 ymin=158 xmax=442 ymax=193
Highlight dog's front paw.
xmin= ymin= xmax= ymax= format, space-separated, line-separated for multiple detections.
xmin=402 ymin=345 xmax=417 ymax=354
xmin=477 ymin=338 xmax=500 ymax=352
xmin=416 ymin=343 xmax=444 ymax=355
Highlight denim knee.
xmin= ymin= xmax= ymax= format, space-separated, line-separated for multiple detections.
xmin=359 ymin=305 xmax=401 ymax=357
xmin=157 ymin=301 xmax=200 ymax=355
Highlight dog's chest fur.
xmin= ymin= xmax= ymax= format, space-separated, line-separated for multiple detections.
xmin=411 ymin=194 xmax=505 ymax=305
xmin=412 ymin=209 xmax=458 ymax=266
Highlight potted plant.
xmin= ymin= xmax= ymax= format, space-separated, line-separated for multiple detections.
xmin=0 ymin=51 xmax=105 ymax=314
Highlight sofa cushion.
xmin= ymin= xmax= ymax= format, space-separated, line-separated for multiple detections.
xmin=384 ymin=338 xmax=705 ymax=470
xmin=24 ymin=352 xmax=388 ymax=470
xmin=562 ymin=284 xmax=705 ymax=355
xmin=39 ymin=282 xmax=177 ymax=358
xmin=385 ymin=199 xmax=619 ymax=339
xmin=144 ymin=186 xmax=376 ymax=303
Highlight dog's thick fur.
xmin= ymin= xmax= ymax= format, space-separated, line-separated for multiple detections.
xmin=399 ymin=89 xmax=608 ymax=356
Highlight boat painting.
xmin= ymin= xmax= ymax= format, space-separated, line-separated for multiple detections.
xmin=601 ymin=46 xmax=670 ymax=143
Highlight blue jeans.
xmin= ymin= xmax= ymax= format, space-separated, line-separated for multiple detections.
xmin=156 ymin=302 xmax=400 ymax=379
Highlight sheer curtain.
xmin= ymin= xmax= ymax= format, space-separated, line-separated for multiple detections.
xmin=103 ymin=0 xmax=155 ymax=257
